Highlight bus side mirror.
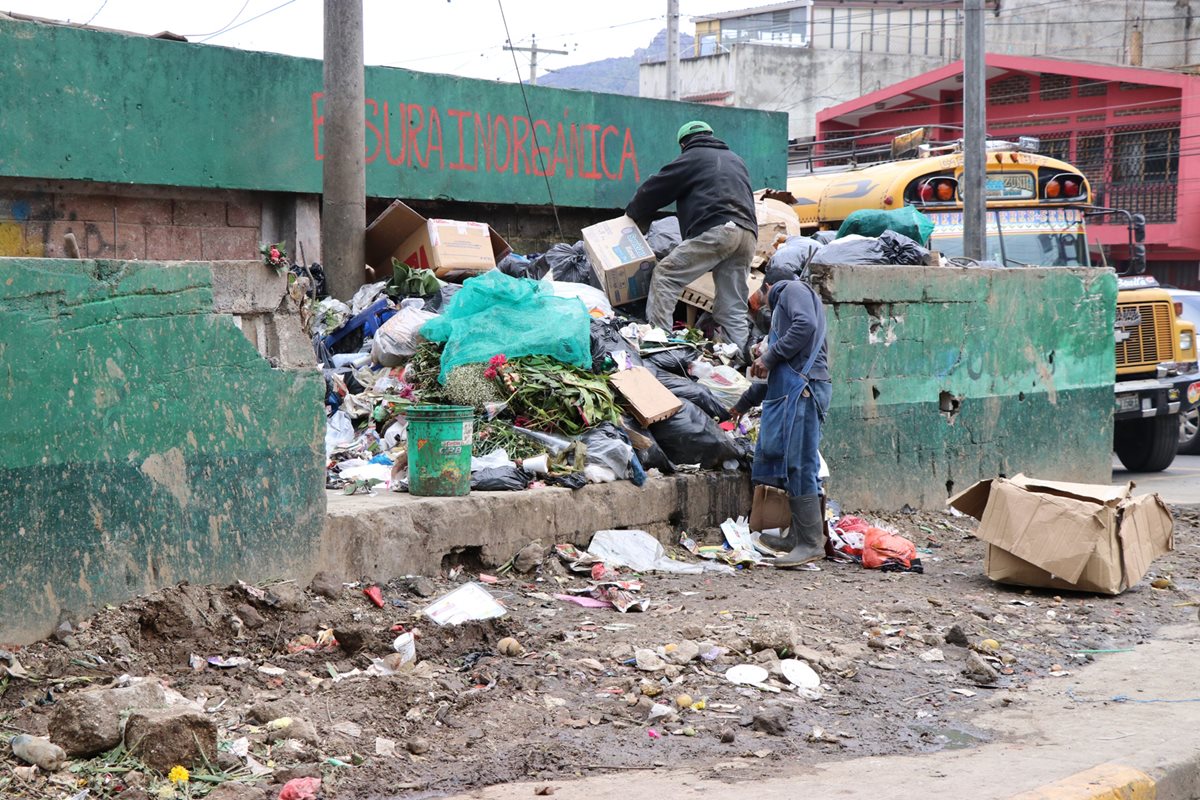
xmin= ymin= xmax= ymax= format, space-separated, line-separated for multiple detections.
xmin=1130 ymin=214 xmax=1147 ymax=274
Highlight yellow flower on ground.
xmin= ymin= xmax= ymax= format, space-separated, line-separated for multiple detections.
xmin=167 ymin=765 xmax=189 ymax=785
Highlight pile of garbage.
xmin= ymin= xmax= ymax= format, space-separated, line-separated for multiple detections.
xmin=312 ymin=260 xmax=756 ymax=497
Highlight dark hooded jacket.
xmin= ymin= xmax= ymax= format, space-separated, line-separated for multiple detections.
xmin=624 ymin=133 xmax=757 ymax=240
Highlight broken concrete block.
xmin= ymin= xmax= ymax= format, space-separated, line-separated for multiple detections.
xmin=124 ymin=707 xmax=217 ymax=772
xmin=50 ymin=680 xmax=168 ymax=757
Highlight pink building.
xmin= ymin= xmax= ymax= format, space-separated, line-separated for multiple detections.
xmin=811 ymin=54 xmax=1198 ymax=288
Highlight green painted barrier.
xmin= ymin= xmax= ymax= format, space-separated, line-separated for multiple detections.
xmin=407 ymin=405 xmax=474 ymax=497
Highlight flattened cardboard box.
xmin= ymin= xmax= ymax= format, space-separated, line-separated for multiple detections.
xmin=948 ymin=474 xmax=1174 ymax=595
xmin=365 ymin=200 xmax=511 ymax=279
xmin=609 ymin=367 xmax=682 ymax=426
xmin=581 ymin=215 xmax=657 ymax=307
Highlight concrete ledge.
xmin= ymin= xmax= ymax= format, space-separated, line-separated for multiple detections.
xmin=319 ymin=472 xmax=751 ymax=578
xmin=1008 ymin=764 xmax=1157 ymax=799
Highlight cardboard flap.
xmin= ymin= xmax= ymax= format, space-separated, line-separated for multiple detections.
xmin=947 ymin=479 xmax=995 ymax=521
xmin=1117 ymin=494 xmax=1175 ymax=586
xmin=488 ymin=227 xmax=513 ymax=262
xmin=365 ymin=200 xmax=427 ymax=269
xmin=756 ymin=188 xmax=798 ymax=205
xmin=974 ymin=480 xmax=1108 ymax=584
xmin=609 ymin=367 xmax=682 ymax=426
xmin=1009 ymin=473 xmax=1133 ymax=507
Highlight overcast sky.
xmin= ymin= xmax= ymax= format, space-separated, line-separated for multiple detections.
xmin=5 ymin=0 xmax=728 ymax=82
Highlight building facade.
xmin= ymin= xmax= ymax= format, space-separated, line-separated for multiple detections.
xmin=641 ymin=0 xmax=1196 ymax=142
xmin=811 ymin=55 xmax=1197 ymax=287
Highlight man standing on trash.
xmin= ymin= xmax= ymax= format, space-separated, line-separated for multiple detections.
xmin=729 ymin=264 xmax=831 ymax=569
xmin=625 ymin=121 xmax=757 ymax=351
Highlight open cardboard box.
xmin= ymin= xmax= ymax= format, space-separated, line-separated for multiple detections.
xmin=948 ymin=474 xmax=1174 ymax=595
xmin=581 ymin=215 xmax=657 ymax=307
xmin=365 ymin=200 xmax=511 ymax=280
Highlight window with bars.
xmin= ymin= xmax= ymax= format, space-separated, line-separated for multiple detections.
xmin=1112 ymin=128 xmax=1179 ymax=184
xmin=989 ymin=74 xmax=1030 ymax=105
xmin=1039 ymin=75 xmax=1072 ymax=102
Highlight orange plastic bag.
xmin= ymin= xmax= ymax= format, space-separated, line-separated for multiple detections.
xmin=862 ymin=526 xmax=918 ymax=570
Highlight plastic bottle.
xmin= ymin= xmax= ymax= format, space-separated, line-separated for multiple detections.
xmin=11 ymin=734 xmax=67 ymax=771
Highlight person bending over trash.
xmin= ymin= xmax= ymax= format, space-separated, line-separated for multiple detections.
xmin=729 ymin=264 xmax=831 ymax=569
xmin=625 ymin=120 xmax=757 ymax=352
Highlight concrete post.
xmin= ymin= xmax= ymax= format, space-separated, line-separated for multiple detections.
xmin=667 ymin=0 xmax=680 ymax=101
xmin=321 ymin=0 xmax=366 ymax=301
xmin=962 ymin=0 xmax=986 ymax=262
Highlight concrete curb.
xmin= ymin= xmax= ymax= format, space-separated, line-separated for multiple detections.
xmin=1008 ymin=763 xmax=1156 ymax=800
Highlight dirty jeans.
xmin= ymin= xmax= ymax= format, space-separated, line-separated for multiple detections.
xmin=646 ymin=222 xmax=756 ymax=346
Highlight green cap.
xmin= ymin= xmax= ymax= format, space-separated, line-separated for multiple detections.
xmin=677 ymin=120 xmax=713 ymax=143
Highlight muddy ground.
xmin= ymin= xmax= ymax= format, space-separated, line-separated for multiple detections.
xmin=2 ymin=504 xmax=1197 ymax=800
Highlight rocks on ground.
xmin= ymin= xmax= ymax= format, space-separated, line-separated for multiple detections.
xmin=123 ymin=707 xmax=217 ymax=772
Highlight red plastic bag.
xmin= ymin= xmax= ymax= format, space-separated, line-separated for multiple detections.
xmin=862 ymin=526 xmax=918 ymax=570
xmin=279 ymin=776 xmax=321 ymax=800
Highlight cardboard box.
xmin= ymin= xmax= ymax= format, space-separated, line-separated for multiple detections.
xmin=581 ymin=215 xmax=657 ymax=307
xmin=753 ymin=189 xmax=802 ymax=265
xmin=948 ymin=474 xmax=1174 ymax=595
xmin=365 ymin=200 xmax=511 ymax=279
xmin=609 ymin=367 xmax=682 ymax=426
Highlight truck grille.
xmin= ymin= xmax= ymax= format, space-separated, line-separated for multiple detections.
xmin=1115 ymin=301 xmax=1173 ymax=369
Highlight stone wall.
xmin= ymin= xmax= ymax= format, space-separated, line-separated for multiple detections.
xmin=814 ymin=264 xmax=1117 ymax=510
xmin=0 ymin=257 xmax=325 ymax=644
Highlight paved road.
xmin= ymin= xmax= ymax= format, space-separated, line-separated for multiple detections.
xmin=1113 ymin=453 xmax=1200 ymax=505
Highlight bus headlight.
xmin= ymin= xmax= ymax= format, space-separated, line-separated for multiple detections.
xmin=1182 ymin=331 xmax=1195 ymax=353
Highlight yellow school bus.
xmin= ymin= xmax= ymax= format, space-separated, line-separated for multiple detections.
xmin=788 ymin=146 xmax=1092 ymax=266
xmin=787 ymin=143 xmax=1198 ymax=472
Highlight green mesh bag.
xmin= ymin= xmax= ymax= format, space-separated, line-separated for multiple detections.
xmin=835 ymin=206 xmax=935 ymax=246
xmin=420 ymin=271 xmax=592 ymax=384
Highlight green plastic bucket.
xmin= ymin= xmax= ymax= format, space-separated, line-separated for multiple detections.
xmin=407 ymin=405 xmax=474 ymax=497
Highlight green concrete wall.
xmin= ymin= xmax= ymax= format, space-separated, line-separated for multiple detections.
xmin=0 ymin=258 xmax=325 ymax=643
xmin=0 ymin=18 xmax=788 ymax=209
xmin=815 ymin=265 xmax=1116 ymax=510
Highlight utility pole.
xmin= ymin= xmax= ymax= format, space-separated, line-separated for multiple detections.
xmin=321 ymin=0 xmax=366 ymax=301
xmin=666 ymin=0 xmax=680 ymax=101
xmin=504 ymin=34 xmax=568 ymax=86
xmin=963 ymin=0 xmax=986 ymax=262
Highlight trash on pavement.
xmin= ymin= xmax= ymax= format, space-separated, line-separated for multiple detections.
xmin=363 ymin=585 xmax=385 ymax=608
xmin=949 ymin=474 xmax=1174 ymax=594
xmin=719 ymin=518 xmax=765 ymax=565
xmin=581 ymin=215 xmax=657 ymax=306
xmin=588 ymin=529 xmax=703 ymax=574
xmin=422 ymin=582 xmax=507 ymax=625
xmin=862 ymin=525 xmax=922 ymax=573
xmin=371 ymin=298 xmax=437 ymax=366
xmin=779 ymin=659 xmax=820 ymax=690
xmin=392 ymin=633 xmax=416 ymax=664
xmin=365 ymin=200 xmax=512 ymax=280
xmin=10 ymin=734 xmax=67 ymax=771
xmin=278 ymin=776 xmax=322 ymax=800
xmin=609 ymin=366 xmax=683 ymax=426
xmin=725 ymin=664 xmax=776 ymax=692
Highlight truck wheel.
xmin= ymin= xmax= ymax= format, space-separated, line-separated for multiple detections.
xmin=1115 ymin=415 xmax=1180 ymax=472
xmin=1180 ymin=408 xmax=1200 ymax=455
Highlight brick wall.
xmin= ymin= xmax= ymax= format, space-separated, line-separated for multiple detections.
xmin=0 ymin=178 xmax=267 ymax=261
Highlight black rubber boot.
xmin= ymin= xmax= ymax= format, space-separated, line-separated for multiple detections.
xmin=775 ymin=494 xmax=826 ymax=569
xmin=756 ymin=527 xmax=795 ymax=555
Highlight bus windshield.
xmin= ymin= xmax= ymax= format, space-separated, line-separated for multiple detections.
xmin=924 ymin=208 xmax=1091 ymax=267
xmin=934 ymin=230 xmax=1091 ymax=267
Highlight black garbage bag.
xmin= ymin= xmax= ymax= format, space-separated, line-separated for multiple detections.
xmin=643 ymin=347 xmax=699 ymax=376
xmin=589 ymin=318 xmax=644 ymax=372
xmin=471 ymin=466 xmax=533 ymax=491
xmin=649 ymin=397 xmax=740 ymax=469
xmin=546 ymin=471 xmax=589 ymax=490
xmin=646 ymin=217 xmax=682 ymax=259
xmin=809 ymin=236 xmax=888 ymax=266
xmin=650 ymin=368 xmax=729 ymax=421
xmin=878 ymin=230 xmax=931 ymax=266
xmin=422 ymin=284 xmax=461 ymax=313
xmin=619 ymin=416 xmax=674 ymax=473
xmin=497 ymin=253 xmax=546 ymax=280
xmin=579 ymin=422 xmax=635 ymax=480
xmin=290 ymin=262 xmax=328 ymax=298
xmin=533 ymin=242 xmax=600 ymax=288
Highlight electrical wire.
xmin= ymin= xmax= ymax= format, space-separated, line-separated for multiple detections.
xmin=197 ymin=0 xmax=299 ymax=42
xmin=496 ymin=0 xmax=564 ymax=241
xmin=82 ymin=0 xmax=109 ymax=25
xmin=186 ymin=0 xmax=253 ymax=38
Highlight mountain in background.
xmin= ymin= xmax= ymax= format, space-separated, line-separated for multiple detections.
xmin=538 ymin=28 xmax=695 ymax=96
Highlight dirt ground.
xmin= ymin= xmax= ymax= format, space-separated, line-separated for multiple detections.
xmin=2 ymin=503 xmax=1197 ymax=800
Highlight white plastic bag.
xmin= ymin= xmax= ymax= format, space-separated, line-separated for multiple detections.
xmin=548 ymin=281 xmax=614 ymax=318
xmin=371 ymin=298 xmax=436 ymax=366
xmin=325 ymin=410 xmax=355 ymax=457
xmin=697 ymin=365 xmax=752 ymax=408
